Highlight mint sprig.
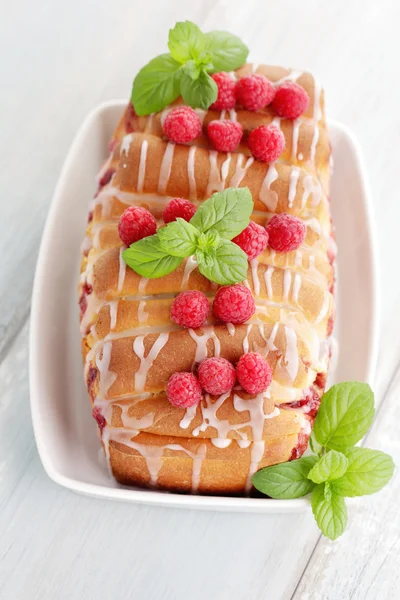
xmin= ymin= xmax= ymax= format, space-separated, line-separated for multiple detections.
xmin=122 ymin=187 xmax=253 ymax=284
xmin=131 ymin=21 xmax=249 ymax=116
xmin=252 ymin=381 xmax=395 ymax=540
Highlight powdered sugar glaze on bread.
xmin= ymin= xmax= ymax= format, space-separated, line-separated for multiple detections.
xmin=79 ymin=63 xmax=335 ymax=494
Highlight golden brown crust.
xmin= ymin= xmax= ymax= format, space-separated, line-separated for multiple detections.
xmin=80 ymin=63 xmax=334 ymax=494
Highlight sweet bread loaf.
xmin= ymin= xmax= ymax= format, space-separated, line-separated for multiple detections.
xmin=79 ymin=37 xmax=334 ymax=495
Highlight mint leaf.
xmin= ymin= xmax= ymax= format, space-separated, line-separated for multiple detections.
xmin=309 ymin=430 xmax=323 ymax=455
xmin=313 ymin=382 xmax=375 ymax=450
xmin=196 ymin=239 xmax=248 ymax=285
xmin=332 ymin=447 xmax=395 ymax=497
xmin=131 ymin=54 xmax=182 ymax=116
xmin=252 ymin=456 xmax=318 ymax=499
xmin=168 ymin=21 xmax=205 ymax=63
xmin=308 ymin=450 xmax=348 ymax=484
xmin=183 ymin=60 xmax=201 ymax=80
xmin=180 ymin=69 xmax=217 ymax=109
xmin=158 ymin=218 xmax=199 ymax=257
xmin=204 ymin=30 xmax=249 ymax=72
xmin=190 ymin=187 xmax=253 ymax=240
xmin=197 ymin=230 xmax=220 ymax=252
xmin=311 ymin=483 xmax=348 ymax=540
xmin=122 ymin=235 xmax=182 ymax=278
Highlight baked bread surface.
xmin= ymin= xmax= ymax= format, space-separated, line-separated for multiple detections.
xmin=79 ymin=64 xmax=334 ymax=493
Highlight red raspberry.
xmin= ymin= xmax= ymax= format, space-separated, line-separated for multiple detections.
xmin=99 ymin=168 xmax=116 ymax=187
xmin=236 ymin=74 xmax=275 ymax=111
xmin=170 ymin=291 xmax=209 ymax=328
xmin=232 ymin=221 xmax=269 ymax=260
xmin=266 ymin=213 xmax=306 ymax=252
xmin=236 ymin=352 xmax=272 ymax=394
xmin=207 ymin=120 xmax=243 ymax=152
xmin=118 ymin=206 xmax=157 ymax=246
xmin=125 ymin=102 xmax=136 ymax=133
xmin=286 ymin=388 xmax=321 ymax=418
xmin=166 ymin=372 xmax=202 ymax=408
xmin=198 ymin=357 xmax=236 ymax=395
xmin=163 ymin=198 xmax=196 ymax=224
xmin=272 ymin=82 xmax=310 ymax=119
xmin=315 ymin=372 xmax=327 ymax=389
xmin=92 ymin=406 xmax=106 ymax=431
xmin=248 ymin=125 xmax=285 ymax=162
xmin=212 ymin=284 xmax=255 ymax=324
xmin=210 ymin=72 xmax=236 ymax=110
xmin=163 ymin=107 xmax=202 ymax=143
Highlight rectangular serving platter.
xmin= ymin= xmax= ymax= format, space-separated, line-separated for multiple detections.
xmin=29 ymin=101 xmax=378 ymax=512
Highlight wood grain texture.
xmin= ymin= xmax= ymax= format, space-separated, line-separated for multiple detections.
xmin=1 ymin=0 xmax=400 ymax=598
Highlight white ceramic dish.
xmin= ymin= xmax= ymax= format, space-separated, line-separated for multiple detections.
xmin=30 ymin=101 xmax=378 ymax=512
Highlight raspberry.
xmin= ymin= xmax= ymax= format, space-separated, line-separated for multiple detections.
xmin=210 ymin=72 xmax=236 ymax=110
xmin=92 ymin=406 xmax=106 ymax=431
xmin=166 ymin=372 xmax=202 ymax=408
xmin=198 ymin=357 xmax=236 ymax=395
xmin=163 ymin=107 xmax=202 ymax=143
xmin=236 ymin=352 xmax=272 ymax=394
xmin=118 ymin=206 xmax=157 ymax=246
xmin=163 ymin=198 xmax=196 ymax=224
xmin=212 ymin=284 xmax=255 ymax=324
xmin=248 ymin=125 xmax=285 ymax=162
xmin=232 ymin=221 xmax=269 ymax=260
xmin=170 ymin=291 xmax=209 ymax=328
xmin=207 ymin=120 xmax=243 ymax=152
xmin=99 ymin=168 xmax=115 ymax=187
xmin=236 ymin=74 xmax=275 ymax=111
xmin=272 ymin=82 xmax=310 ymax=119
xmin=266 ymin=213 xmax=306 ymax=252
xmin=125 ymin=102 xmax=136 ymax=133
xmin=315 ymin=372 xmax=327 ymax=389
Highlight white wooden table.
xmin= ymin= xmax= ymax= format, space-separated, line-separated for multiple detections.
xmin=1 ymin=1 xmax=400 ymax=598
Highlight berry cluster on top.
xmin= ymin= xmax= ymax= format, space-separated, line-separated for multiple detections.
xmin=161 ymin=73 xmax=309 ymax=160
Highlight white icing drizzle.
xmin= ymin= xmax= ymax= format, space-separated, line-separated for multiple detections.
xmin=108 ymin=301 xmax=118 ymax=330
xmin=117 ymin=247 xmax=127 ymax=292
xmin=291 ymin=119 xmax=301 ymax=162
xmin=288 ymin=166 xmax=301 ymax=208
xmin=227 ymin=323 xmax=236 ymax=337
xmin=229 ymin=108 xmax=237 ymax=122
xmin=294 ymin=250 xmax=303 ymax=268
xmin=211 ymin=438 xmax=232 ymax=448
xmin=298 ymin=152 xmax=304 ymax=161
xmin=237 ymin=439 xmax=251 ymax=449
xmin=96 ymin=340 xmax=117 ymax=398
xmin=251 ymin=63 xmax=259 ymax=73
xmin=284 ymin=326 xmax=299 ymax=382
xmin=250 ymin=259 xmax=261 ymax=296
xmin=145 ymin=113 xmax=154 ymax=132
xmin=315 ymin=291 xmax=330 ymax=324
xmin=259 ymin=164 xmax=279 ymax=211
xmin=188 ymin=327 xmax=220 ymax=364
xmin=182 ymin=256 xmax=197 ymax=289
xmin=138 ymin=277 xmax=149 ymax=294
xmin=194 ymin=109 xmax=207 ymax=125
xmin=273 ymin=69 xmax=303 ymax=86
xmin=187 ymin=146 xmax=197 ymax=199
xmin=229 ymin=154 xmax=254 ymax=187
xmin=137 ymin=140 xmax=148 ymax=192
xmin=120 ymin=133 xmax=133 ymax=156
xmin=133 ymin=333 xmax=169 ymax=392
xmin=301 ymin=175 xmax=322 ymax=209
xmin=179 ymin=404 xmax=198 ymax=430
xmin=264 ymin=266 xmax=274 ymax=298
xmin=207 ymin=151 xmax=231 ymax=195
xmin=271 ymin=116 xmax=281 ymax=130
xmin=242 ymin=324 xmax=252 ymax=353
xmin=310 ymin=124 xmax=319 ymax=164
xmin=265 ymin=322 xmax=279 ymax=353
xmin=158 ymin=143 xmax=175 ymax=194
xmin=283 ymin=269 xmax=292 ymax=302
xmin=137 ymin=300 xmax=148 ymax=324
xmin=292 ymin=273 xmax=302 ymax=304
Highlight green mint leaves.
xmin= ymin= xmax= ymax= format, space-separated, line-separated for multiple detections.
xmin=122 ymin=187 xmax=252 ymax=284
xmin=252 ymin=381 xmax=395 ymax=540
xmin=312 ymin=381 xmax=375 ymax=450
xmin=131 ymin=21 xmax=249 ymax=116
